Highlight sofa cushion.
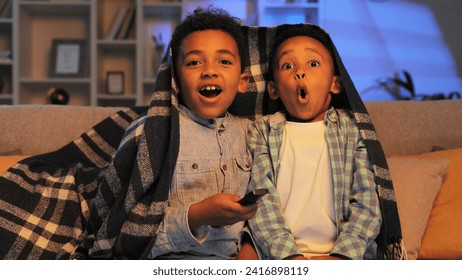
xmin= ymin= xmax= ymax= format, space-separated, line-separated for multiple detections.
xmin=411 ymin=148 xmax=462 ymax=259
xmin=387 ymin=156 xmax=450 ymax=260
xmin=0 ymin=156 xmax=29 ymax=176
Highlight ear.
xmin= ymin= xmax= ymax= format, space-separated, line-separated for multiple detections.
xmin=330 ymin=76 xmax=342 ymax=94
xmin=267 ymin=81 xmax=279 ymax=100
xmin=237 ymin=73 xmax=250 ymax=94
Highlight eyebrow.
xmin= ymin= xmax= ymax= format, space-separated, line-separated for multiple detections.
xmin=279 ymin=47 xmax=322 ymax=58
xmin=183 ymin=49 xmax=238 ymax=59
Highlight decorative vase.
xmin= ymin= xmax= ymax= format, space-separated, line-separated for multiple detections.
xmin=47 ymin=87 xmax=70 ymax=105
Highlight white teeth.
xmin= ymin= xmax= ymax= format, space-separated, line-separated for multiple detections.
xmin=200 ymin=86 xmax=220 ymax=91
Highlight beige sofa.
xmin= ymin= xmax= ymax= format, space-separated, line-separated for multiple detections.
xmin=1 ymin=100 xmax=462 ymax=259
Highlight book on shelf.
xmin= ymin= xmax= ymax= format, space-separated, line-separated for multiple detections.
xmin=117 ymin=2 xmax=136 ymax=40
xmin=0 ymin=0 xmax=12 ymax=18
xmin=106 ymin=7 xmax=128 ymax=40
xmin=0 ymin=50 xmax=12 ymax=60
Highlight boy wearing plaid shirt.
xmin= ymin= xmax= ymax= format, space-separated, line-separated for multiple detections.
xmin=238 ymin=24 xmax=381 ymax=260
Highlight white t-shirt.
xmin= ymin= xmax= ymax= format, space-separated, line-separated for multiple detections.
xmin=276 ymin=120 xmax=337 ymax=257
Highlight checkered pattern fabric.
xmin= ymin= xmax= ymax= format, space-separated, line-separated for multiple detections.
xmin=247 ymin=109 xmax=382 ymax=259
xmin=0 ymin=108 xmax=146 ymax=259
xmin=0 ymin=23 xmax=402 ymax=259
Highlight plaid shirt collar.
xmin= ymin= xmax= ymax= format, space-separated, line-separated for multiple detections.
xmin=268 ymin=107 xmax=338 ymax=128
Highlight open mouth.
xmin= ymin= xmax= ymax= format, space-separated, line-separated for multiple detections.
xmin=199 ymin=85 xmax=222 ymax=98
xmin=297 ymin=85 xmax=309 ymax=104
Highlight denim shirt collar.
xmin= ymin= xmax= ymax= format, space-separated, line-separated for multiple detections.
xmin=179 ymin=104 xmax=229 ymax=129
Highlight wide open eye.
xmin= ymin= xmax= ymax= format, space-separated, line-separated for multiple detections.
xmin=308 ymin=60 xmax=320 ymax=67
xmin=282 ymin=63 xmax=294 ymax=70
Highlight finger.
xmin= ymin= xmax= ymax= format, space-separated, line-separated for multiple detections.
xmin=222 ymin=193 xmax=242 ymax=201
xmin=241 ymin=203 xmax=258 ymax=212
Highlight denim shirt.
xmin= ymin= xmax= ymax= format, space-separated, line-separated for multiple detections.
xmin=149 ymin=105 xmax=252 ymax=259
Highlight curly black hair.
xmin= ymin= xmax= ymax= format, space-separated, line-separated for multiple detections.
xmin=268 ymin=24 xmax=339 ymax=81
xmin=170 ymin=6 xmax=245 ymax=73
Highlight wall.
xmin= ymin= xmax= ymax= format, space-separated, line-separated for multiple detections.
xmin=321 ymin=0 xmax=462 ymax=101
xmin=415 ymin=0 xmax=462 ymax=78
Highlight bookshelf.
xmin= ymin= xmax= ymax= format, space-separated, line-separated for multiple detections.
xmin=0 ymin=0 xmax=12 ymax=104
xmin=257 ymin=0 xmax=322 ymax=26
xmin=97 ymin=0 xmax=183 ymax=107
xmin=3 ymin=0 xmax=321 ymax=107
xmin=16 ymin=1 xmax=92 ymax=105
xmin=0 ymin=0 xmax=180 ymax=106
xmin=0 ymin=0 xmax=183 ymax=106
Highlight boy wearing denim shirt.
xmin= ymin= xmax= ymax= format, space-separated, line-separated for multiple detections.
xmin=148 ymin=7 xmax=256 ymax=259
xmin=239 ymin=24 xmax=382 ymax=260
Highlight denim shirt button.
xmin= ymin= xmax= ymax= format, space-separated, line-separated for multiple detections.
xmin=192 ymin=163 xmax=198 ymax=169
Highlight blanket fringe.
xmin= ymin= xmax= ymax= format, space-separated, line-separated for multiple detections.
xmin=378 ymin=240 xmax=407 ymax=260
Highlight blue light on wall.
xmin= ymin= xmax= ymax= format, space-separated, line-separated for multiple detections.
xmin=158 ymin=0 xmax=461 ymax=101
xmin=321 ymin=0 xmax=461 ymax=101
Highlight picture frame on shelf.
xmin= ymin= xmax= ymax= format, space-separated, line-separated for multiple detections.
xmin=49 ymin=39 xmax=86 ymax=78
xmin=106 ymin=71 xmax=124 ymax=95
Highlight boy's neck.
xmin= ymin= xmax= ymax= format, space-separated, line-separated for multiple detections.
xmin=180 ymin=104 xmax=228 ymax=126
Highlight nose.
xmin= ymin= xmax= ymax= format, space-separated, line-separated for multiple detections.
xmin=201 ymin=64 xmax=219 ymax=78
xmin=295 ymin=71 xmax=305 ymax=80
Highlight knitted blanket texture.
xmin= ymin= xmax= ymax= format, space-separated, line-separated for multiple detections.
xmin=0 ymin=24 xmax=402 ymax=259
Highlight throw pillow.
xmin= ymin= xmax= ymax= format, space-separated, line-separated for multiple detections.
xmin=412 ymin=148 xmax=462 ymax=259
xmin=387 ymin=157 xmax=450 ymax=260
xmin=0 ymin=155 xmax=28 ymax=176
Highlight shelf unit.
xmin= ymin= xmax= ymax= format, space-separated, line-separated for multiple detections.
xmin=0 ymin=0 xmax=13 ymax=104
xmin=2 ymin=0 xmax=320 ymax=107
xmin=3 ymin=0 xmax=185 ymax=107
xmin=15 ymin=1 xmax=92 ymax=105
xmin=96 ymin=0 xmax=137 ymax=107
xmin=257 ymin=0 xmax=322 ymax=26
xmin=138 ymin=0 xmax=183 ymax=106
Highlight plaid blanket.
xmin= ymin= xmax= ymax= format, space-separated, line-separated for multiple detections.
xmin=0 ymin=107 xmax=148 ymax=259
xmin=0 ymin=24 xmax=402 ymax=259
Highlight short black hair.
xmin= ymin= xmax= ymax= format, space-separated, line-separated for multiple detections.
xmin=268 ymin=24 xmax=339 ymax=81
xmin=170 ymin=7 xmax=245 ymax=73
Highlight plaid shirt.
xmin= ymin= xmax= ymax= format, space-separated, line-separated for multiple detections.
xmin=247 ymin=108 xmax=381 ymax=260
